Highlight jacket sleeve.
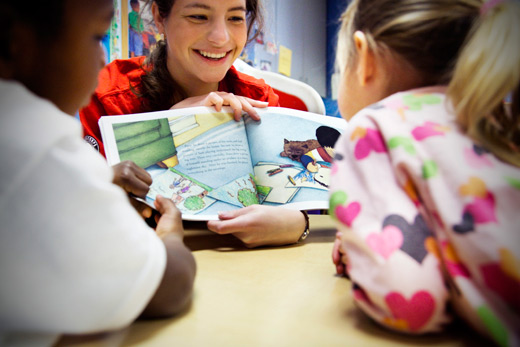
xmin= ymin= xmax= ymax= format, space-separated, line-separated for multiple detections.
xmin=79 ymin=94 xmax=108 ymax=157
xmin=265 ymin=84 xmax=280 ymax=107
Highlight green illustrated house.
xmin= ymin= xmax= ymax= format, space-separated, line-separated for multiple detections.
xmin=113 ymin=119 xmax=178 ymax=169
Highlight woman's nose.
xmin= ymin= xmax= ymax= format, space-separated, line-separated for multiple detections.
xmin=207 ymin=19 xmax=230 ymax=45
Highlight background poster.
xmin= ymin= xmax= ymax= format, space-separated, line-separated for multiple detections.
xmin=103 ymin=0 xmax=160 ymax=63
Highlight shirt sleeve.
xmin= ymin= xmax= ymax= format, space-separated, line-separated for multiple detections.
xmin=0 ymin=136 xmax=166 ymax=334
xmin=329 ymin=113 xmax=451 ymax=334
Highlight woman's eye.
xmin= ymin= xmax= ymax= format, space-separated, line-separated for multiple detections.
xmin=229 ymin=16 xmax=245 ymax=23
xmin=187 ymin=15 xmax=208 ymax=21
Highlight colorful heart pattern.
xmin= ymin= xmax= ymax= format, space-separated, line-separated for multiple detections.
xmin=456 ymin=177 xmax=497 ymax=227
xmin=352 ymin=128 xmax=387 ymax=160
xmin=329 ymin=191 xmax=346 ymax=214
xmin=442 ymin=241 xmax=471 ymax=278
xmin=402 ymin=94 xmax=442 ymax=111
xmin=505 ymin=176 xmax=520 ymax=190
xmin=499 ymin=248 xmax=520 ymax=282
xmin=366 ymin=225 xmax=404 ymax=259
xmin=463 ymin=192 xmax=497 ymax=224
xmin=388 ymin=136 xmax=416 ymax=155
xmin=411 ymin=121 xmax=448 ymax=141
xmin=381 ymin=97 xmax=408 ymax=119
xmin=329 ymin=191 xmax=361 ymax=227
xmin=459 ymin=176 xmax=487 ymax=199
xmin=385 ymin=291 xmax=435 ymax=331
xmin=383 ymin=214 xmax=433 ymax=264
xmin=464 ymin=147 xmax=493 ymax=169
xmin=422 ymin=160 xmax=438 ymax=179
xmin=335 ymin=202 xmax=361 ymax=227
xmin=453 ymin=211 xmax=475 ymax=234
xmin=476 ymin=306 xmax=509 ymax=347
xmin=480 ymin=262 xmax=520 ymax=311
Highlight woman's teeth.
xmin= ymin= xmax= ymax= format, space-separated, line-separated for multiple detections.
xmin=199 ymin=51 xmax=227 ymax=59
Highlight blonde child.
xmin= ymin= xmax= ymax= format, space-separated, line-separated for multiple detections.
xmin=330 ymin=0 xmax=520 ymax=345
xmin=0 ymin=0 xmax=195 ymax=344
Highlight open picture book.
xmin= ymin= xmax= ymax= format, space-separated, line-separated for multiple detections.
xmin=99 ymin=106 xmax=347 ymax=220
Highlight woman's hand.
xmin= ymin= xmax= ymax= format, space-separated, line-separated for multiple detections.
xmin=171 ymin=92 xmax=269 ymax=121
xmin=112 ymin=160 xmax=153 ymax=218
xmin=332 ymin=231 xmax=349 ymax=277
xmin=207 ymin=205 xmax=307 ymax=248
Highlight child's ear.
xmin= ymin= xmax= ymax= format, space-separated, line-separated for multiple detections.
xmin=353 ymin=31 xmax=375 ymax=87
xmin=151 ymin=2 xmax=165 ymax=35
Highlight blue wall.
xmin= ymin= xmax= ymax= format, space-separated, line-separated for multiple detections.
xmin=326 ymin=0 xmax=349 ymax=99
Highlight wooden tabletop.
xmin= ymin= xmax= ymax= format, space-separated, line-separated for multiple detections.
xmin=58 ymin=215 xmax=481 ymax=346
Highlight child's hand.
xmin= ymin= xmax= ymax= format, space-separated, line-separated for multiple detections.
xmin=170 ymin=92 xmax=268 ymax=122
xmin=112 ymin=160 xmax=152 ymax=198
xmin=112 ymin=161 xmax=153 ymax=218
xmin=332 ymin=231 xmax=349 ymax=277
xmin=154 ymin=195 xmax=184 ymax=240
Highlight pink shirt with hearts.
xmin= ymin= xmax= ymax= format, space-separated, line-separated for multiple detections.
xmin=330 ymin=87 xmax=520 ymax=346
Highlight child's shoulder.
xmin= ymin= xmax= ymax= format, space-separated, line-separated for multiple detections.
xmin=349 ymin=87 xmax=450 ymax=132
xmin=0 ymin=80 xmax=85 ymax=194
xmin=0 ymin=80 xmax=78 ymax=142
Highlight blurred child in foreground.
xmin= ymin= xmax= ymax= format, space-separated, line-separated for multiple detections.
xmin=0 ymin=0 xmax=196 ymax=345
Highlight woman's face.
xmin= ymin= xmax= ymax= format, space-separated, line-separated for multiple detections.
xmin=155 ymin=0 xmax=248 ymax=95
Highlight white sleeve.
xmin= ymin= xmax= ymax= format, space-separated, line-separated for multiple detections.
xmin=0 ymin=136 xmax=166 ymax=334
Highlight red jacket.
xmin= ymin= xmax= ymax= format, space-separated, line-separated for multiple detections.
xmin=80 ymin=57 xmax=279 ymax=156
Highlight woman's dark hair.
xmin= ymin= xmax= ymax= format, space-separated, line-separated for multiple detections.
xmin=138 ymin=0 xmax=265 ymax=112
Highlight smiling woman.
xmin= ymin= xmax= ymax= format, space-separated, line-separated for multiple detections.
xmin=80 ymin=0 xmax=274 ymax=156
xmin=79 ymin=0 xmax=311 ymax=248
xmin=153 ymin=0 xmax=249 ymax=98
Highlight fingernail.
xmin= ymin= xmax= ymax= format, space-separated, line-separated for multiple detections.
xmin=218 ymin=211 xmax=231 ymax=218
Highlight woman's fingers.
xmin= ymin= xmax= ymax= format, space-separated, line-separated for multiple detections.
xmin=171 ymin=92 xmax=267 ymax=121
xmin=224 ymin=93 xmax=244 ymax=121
xmin=239 ymin=98 xmax=261 ymax=121
xmin=208 ymin=93 xmax=265 ymax=121
xmin=205 ymin=92 xmax=224 ymax=112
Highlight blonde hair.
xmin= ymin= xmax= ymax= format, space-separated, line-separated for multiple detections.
xmin=336 ymin=0 xmax=520 ymax=166
xmin=448 ymin=1 xmax=520 ymax=166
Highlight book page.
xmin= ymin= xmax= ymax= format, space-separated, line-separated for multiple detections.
xmin=99 ymin=106 xmax=347 ymax=219
xmin=100 ymin=107 xmax=256 ymax=220
xmin=244 ymin=107 xmax=347 ymax=211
